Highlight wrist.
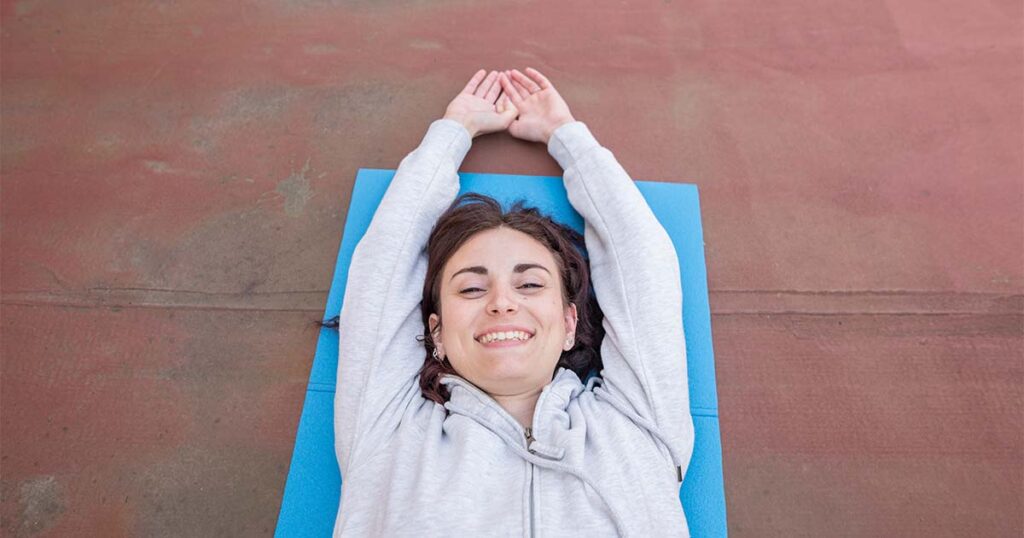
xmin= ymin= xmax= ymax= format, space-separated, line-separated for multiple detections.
xmin=443 ymin=115 xmax=477 ymax=139
xmin=543 ymin=116 xmax=576 ymax=144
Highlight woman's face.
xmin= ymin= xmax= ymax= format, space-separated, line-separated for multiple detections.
xmin=429 ymin=227 xmax=578 ymax=397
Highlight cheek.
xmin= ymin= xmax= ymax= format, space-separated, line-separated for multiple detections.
xmin=441 ymin=301 xmax=476 ymax=341
xmin=531 ymin=295 xmax=567 ymax=325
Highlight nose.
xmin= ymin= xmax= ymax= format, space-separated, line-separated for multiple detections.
xmin=487 ymin=283 xmax=518 ymax=315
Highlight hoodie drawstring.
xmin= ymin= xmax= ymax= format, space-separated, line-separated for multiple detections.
xmin=590 ymin=379 xmax=691 ymax=484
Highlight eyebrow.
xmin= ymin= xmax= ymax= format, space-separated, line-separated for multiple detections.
xmin=449 ymin=263 xmax=551 ymax=282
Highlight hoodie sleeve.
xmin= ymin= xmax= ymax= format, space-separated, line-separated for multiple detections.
xmin=548 ymin=121 xmax=693 ymax=456
xmin=334 ymin=118 xmax=470 ymax=476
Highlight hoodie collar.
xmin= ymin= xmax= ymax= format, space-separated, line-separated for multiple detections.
xmin=439 ymin=367 xmax=584 ymax=456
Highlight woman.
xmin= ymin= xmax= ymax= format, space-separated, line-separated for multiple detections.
xmin=330 ymin=68 xmax=694 ymax=537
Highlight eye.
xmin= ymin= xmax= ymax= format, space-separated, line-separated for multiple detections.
xmin=459 ymin=284 xmax=542 ymax=294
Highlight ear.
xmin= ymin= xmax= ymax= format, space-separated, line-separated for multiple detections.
xmin=428 ymin=313 xmax=444 ymax=356
xmin=563 ymin=303 xmax=578 ymax=350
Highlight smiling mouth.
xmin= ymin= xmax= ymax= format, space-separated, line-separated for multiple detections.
xmin=477 ymin=334 xmax=534 ymax=348
xmin=477 ymin=338 xmax=528 ymax=350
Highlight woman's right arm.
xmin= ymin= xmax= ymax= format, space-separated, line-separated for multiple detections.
xmin=334 ymin=119 xmax=470 ymax=476
xmin=335 ymin=69 xmax=513 ymax=477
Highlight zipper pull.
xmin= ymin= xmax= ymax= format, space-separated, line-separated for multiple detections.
xmin=524 ymin=427 xmax=535 ymax=452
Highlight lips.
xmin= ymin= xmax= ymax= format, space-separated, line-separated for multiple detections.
xmin=477 ymin=333 xmax=533 ymax=349
xmin=474 ymin=326 xmax=535 ymax=341
xmin=474 ymin=326 xmax=535 ymax=350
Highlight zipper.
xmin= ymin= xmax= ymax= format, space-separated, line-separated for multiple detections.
xmin=525 ymin=427 xmax=536 ymax=537
xmin=442 ymin=375 xmax=550 ymax=537
xmin=528 ymin=463 xmax=536 ymax=538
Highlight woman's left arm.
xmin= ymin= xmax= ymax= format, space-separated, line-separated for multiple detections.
xmin=549 ymin=121 xmax=694 ymax=464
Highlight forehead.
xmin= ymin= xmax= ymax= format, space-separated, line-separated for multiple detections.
xmin=445 ymin=227 xmax=556 ymax=275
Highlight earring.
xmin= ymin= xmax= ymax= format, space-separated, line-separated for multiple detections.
xmin=432 ymin=348 xmax=444 ymax=363
xmin=564 ymin=336 xmax=574 ymax=349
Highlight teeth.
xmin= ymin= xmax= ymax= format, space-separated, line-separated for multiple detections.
xmin=480 ymin=331 xmax=531 ymax=344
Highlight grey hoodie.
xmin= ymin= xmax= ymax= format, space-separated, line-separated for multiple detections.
xmin=333 ymin=118 xmax=694 ymax=537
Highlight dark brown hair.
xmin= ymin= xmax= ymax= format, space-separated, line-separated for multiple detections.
xmin=415 ymin=193 xmax=604 ymax=405
xmin=314 ymin=193 xmax=604 ymax=405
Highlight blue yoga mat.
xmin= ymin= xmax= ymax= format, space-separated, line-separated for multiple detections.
xmin=276 ymin=169 xmax=728 ymax=536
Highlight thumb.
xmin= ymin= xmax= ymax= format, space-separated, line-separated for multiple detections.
xmin=497 ymin=100 xmax=518 ymax=129
xmin=501 ymin=106 xmax=518 ymax=122
xmin=497 ymin=95 xmax=517 ymax=116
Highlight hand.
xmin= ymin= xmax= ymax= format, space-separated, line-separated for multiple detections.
xmin=443 ymin=69 xmax=518 ymax=138
xmin=498 ymin=67 xmax=576 ymax=144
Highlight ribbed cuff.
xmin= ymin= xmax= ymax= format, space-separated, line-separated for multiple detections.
xmin=427 ymin=118 xmax=473 ymax=168
xmin=546 ymin=121 xmax=601 ymax=170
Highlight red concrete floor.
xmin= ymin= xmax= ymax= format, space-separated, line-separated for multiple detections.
xmin=1 ymin=0 xmax=1021 ymax=536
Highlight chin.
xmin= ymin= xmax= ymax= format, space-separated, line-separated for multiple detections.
xmin=490 ymin=358 xmax=559 ymax=384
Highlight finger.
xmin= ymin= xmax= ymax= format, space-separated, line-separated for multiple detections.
xmin=474 ymin=71 xmax=499 ymax=98
xmin=510 ymin=77 xmax=532 ymax=98
xmin=483 ymin=73 xmax=503 ymax=103
xmin=499 ymin=72 xmax=525 ymax=103
xmin=524 ymin=67 xmax=552 ymax=90
xmin=461 ymin=69 xmax=487 ymax=94
xmin=511 ymin=69 xmax=541 ymax=93
xmin=499 ymin=94 xmax=517 ymax=115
